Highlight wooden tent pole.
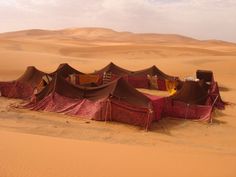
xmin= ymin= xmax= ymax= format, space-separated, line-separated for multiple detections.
xmin=210 ymin=95 xmax=219 ymax=123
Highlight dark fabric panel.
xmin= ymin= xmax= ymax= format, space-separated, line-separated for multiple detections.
xmin=50 ymin=63 xmax=84 ymax=78
xmin=93 ymin=62 xmax=132 ymax=75
xmin=36 ymin=74 xmax=150 ymax=108
xmin=131 ymin=65 xmax=177 ymax=81
xmin=170 ymin=81 xmax=208 ymax=105
xmin=196 ymin=70 xmax=214 ymax=82
xmin=17 ymin=66 xmax=47 ymax=87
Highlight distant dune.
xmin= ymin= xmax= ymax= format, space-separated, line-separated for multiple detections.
xmin=1 ymin=27 xmax=236 ymax=45
xmin=0 ymin=28 xmax=236 ymax=73
xmin=0 ymin=27 xmax=236 ymax=77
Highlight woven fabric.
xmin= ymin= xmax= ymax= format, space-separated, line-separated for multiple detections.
xmin=109 ymin=100 xmax=153 ymax=128
xmin=127 ymin=76 xmax=149 ymax=89
xmin=0 ymin=81 xmax=33 ymax=99
xmin=157 ymin=78 xmax=167 ymax=91
xmin=163 ymin=98 xmax=212 ymax=121
xmin=145 ymin=94 xmax=165 ymax=121
xmin=24 ymin=92 xmax=152 ymax=128
xmin=206 ymin=81 xmax=226 ymax=109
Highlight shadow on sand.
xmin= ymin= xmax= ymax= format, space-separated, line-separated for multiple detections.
xmin=149 ymin=107 xmax=230 ymax=135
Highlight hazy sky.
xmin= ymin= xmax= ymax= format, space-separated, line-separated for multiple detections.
xmin=0 ymin=0 xmax=236 ymax=42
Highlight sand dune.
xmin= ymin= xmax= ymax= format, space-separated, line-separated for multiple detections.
xmin=0 ymin=27 xmax=236 ymax=177
xmin=0 ymin=27 xmax=236 ymax=74
xmin=1 ymin=27 xmax=236 ymax=45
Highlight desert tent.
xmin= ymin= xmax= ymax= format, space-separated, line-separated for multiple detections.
xmin=50 ymin=63 xmax=84 ymax=78
xmin=170 ymin=80 xmax=208 ymax=105
xmin=25 ymin=74 xmax=156 ymax=129
xmin=93 ymin=62 xmax=132 ymax=76
xmin=94 ymin=63 xmax=178 ymax=90
xmin=50 ymin=63 xmax=103 ymax=86
xmin=163 ymin=80 xmax=211 ymax=121
xmin=196 ymin=70 xmax=225 ymax=109
xmin=128 ymin=65 xmax=178 ymax=90
xmin=163 ymin=78 xmax=225 ymax=121
xmin=0 ymin=66 xmax=47 ymax=99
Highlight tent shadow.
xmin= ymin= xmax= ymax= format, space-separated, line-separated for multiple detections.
xmin=149 ymin=109 xmax=229 ymax=134
xmin=218 ymin=84 xmax=231 ymax=92
xmin=213 ymin=109 xmax=228 ymax=117
xmin=149 ymin=117 xmax=188 ymax=136
xmin=211 ymin=118 xmax=227 ymax=125
xmin=209 ymin=108 xmax=229 ymax=125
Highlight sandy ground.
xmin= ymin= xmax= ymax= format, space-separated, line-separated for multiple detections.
xmin=0 ymin=28 xmax=236 ymax=177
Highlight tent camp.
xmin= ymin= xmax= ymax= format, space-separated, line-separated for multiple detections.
xmin=0 ymin=63 xmax=226 ymax=126
xmin=25 ymin=74 xmax=159 ymax=129
xmin=0 ymin=66 xmax=47 ymax=99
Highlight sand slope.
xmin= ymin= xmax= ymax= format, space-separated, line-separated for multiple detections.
xmin=0 ymin=27 xmax=236 ymax=177
xmin=1 ymin=130 xmax=236 ymax=177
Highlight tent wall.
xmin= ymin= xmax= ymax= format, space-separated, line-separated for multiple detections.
xmin=25 ymin=92 xmax=153 ymax=129
xmin=0 ymin=66 xmax=46 ymax=99
xmin=145 ymin=94 xmax=165 ymax=121
xmin=163 ymin=99 xmax=212 ymax=121
xmin=0 ymin=81 xmax=33 ymax=99
xmin=206 ymin=81 xmax=226 ymax=109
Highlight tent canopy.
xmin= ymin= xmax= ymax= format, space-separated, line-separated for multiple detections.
xmin=196 ymin=70 xmax=214 ymax=82
xmin=94 ymin=62 xmax=132 ymax=75
xmin=94 ymin=62 xmax=177 ymax=81
xmin=36 ymin=74 xmax=150 ymax=108
xmin=17 ymin=66 xmax=47 ymax=87
xmin=170 ymin=80 xmax=208 ymax=105
xmin=132 ymin=65 xmax=177 ymax=81
xmin=50 ymin=63 xmax=84 ymax=78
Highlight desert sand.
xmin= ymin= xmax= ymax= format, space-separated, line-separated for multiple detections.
xmin=0 ymin=28 xmax=236 ymax=177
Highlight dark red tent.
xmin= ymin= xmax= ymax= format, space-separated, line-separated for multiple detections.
xmin=163 ymin=78 xmax=226 ymax=121
xmin=0 ymin=66 xmax=47 ymax=99
xmin=94 ymin=62 xmax=132 ymax=75
xmin=196 ymin=70 xmax=225 ymax=110
xmin=25 ymin=75 xmax=156 ymax=129
xmin=94 ymin=63 xmax=178 ymax=90
xmin=163 ymin=81 xmax=212 ymax=121
xmin=50 ymin=63 xmax=84 ymax=78
xmin=170 ymin=81 xmax=208 ymax=105
xmin=128 ymin=65 xmax=178 ymax=90
xmin=132 ymin=65 xmax=176 ymax=80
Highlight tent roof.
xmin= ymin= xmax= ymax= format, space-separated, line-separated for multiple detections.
xmin=94 ymin=62 xmax=132 ymax=75
xmin=170 ymin=80 xmax=208 ymax=105
xmin=132 ymin=65 xmax=176 ymax=80
xmin=196 ymin=70 xmax=214 ymax=82
xmin=50 ymin=63 xmax=84 ymax=78
xmin=94 ymin=62 xmax=177 ymax=80
xmin=36 ymin=74 xmax=150 ymax=108
xmin=17 ymin=66 xmax=46 ymax=87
